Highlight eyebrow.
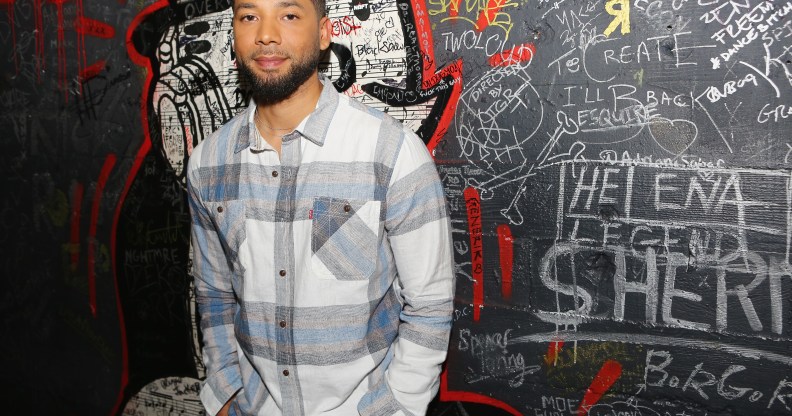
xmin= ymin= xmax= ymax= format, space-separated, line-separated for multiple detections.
xmin=276 ymin=0 xmax=304 ymax=8
xmin=234 ymin=2 xmax=257 ymax=10
xmin=234 ymin=0 xmax=305 ymax=10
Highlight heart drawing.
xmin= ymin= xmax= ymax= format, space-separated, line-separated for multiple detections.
xmin=648 ymin=117 xmax=699 ymax=156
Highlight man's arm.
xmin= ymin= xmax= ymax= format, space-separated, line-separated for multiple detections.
xmin=383 ymin=129 xmax=455 ymax=416
xmin=187 ymin=165 xmax=243 ymax=416
xmin=215 ymin=393 xmax=237 ymax=416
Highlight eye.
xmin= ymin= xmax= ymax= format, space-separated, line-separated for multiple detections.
xmin=240 ymin=14 xmax=257 ymax=22
xmin=284 ymin=13 xmax=298 ymax=20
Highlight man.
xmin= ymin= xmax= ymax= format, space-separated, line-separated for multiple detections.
xmin=186 ymin=0 xmax=455 ymax=413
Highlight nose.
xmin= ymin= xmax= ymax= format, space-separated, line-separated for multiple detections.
xmin=256 ymin=17 xmax=281 ymax=45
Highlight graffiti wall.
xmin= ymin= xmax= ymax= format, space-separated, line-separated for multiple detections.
xmin=1 ymin=0 xmax=791 ymax=412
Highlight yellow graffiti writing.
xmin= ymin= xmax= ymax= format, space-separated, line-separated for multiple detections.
xmin=604 ymin=0 xmax=631 ymax=37
xmin=428 ymin=0 xmax=517 ymax=40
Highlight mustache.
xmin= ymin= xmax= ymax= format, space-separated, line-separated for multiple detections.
xmin=248 ymin=48 xmax=290 ymax=59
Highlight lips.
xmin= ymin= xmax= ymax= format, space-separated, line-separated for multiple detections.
xmin=252 ymin=55 xmax=287 ymax=70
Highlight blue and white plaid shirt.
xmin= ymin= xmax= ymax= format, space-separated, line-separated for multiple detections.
xmin=187 ymin=76 xmax=455 ymax=416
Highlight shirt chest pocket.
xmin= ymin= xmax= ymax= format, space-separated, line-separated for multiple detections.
xmin=310 ymin=197 xmax=381 ymax=280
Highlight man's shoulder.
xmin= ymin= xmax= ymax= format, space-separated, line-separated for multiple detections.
xmin=335 ymin=93 xmax=416 ymax=144
xmin=328 ymin=93 xmax=434 ymax=172
xmin=337 ymin=93 xmax=401 ymax=128
xmin=189 ymin=110 xmax=248 ymax=170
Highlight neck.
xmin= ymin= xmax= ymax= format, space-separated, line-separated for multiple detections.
xmin=256 ymin=73 xmax=323 ymax=132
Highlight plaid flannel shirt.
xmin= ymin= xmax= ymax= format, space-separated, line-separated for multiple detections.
xmin=187 ymin=76 xmax=455 ymax=416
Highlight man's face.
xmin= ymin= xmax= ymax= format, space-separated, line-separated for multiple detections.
xmin=233 ymin=0 xmax=331 ymax=105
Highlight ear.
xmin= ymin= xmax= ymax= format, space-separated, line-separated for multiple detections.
xmin=319 ymin=16 xmax=331 ymax=51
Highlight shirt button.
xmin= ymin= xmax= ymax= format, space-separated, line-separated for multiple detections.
xmin=343 ymin=204 xmax=351 ymax=213
xmin=282 ymin=369 xmax=289 ymax=376
xmin=279 ymin=270 xmax=287 ymax=277
xmin=279 ymin=321 xmax=287 ymax=328
xmin=217 ymin=206 xmax=223 ymax=213
xmin=272 ymin=170 xmax=278 ymax=177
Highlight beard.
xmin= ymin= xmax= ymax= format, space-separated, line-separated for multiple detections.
xmin=237 ymin=47 xmax=321 ymax=106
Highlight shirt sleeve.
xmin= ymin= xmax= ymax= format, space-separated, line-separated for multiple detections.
xmin=187 ymin=160 xmax=243 ymax=415
xmin=383 ymin=128 xmax=455 ymax=416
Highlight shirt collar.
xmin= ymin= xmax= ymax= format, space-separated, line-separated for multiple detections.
xmin=235 ymin=74 xmax=339 ymax=153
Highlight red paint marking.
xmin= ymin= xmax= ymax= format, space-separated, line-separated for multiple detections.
xmin=75 ymin=16 xmax=116 ymax=38
xmin=496 ymin=224 xmax=513 ymax=299
xmin=79 ymin=60 xmax=106 ymax=82
xmin=440 ymin=367 xmax=521 ymax=416
xmin=421 ymin=59 xmax=462 ymax=90
xmin=425 ymin=60 xmax=463 ymax=157
xmin=70 ymin=182 xmax=84 ymax=271
xmin=76 ymin=0 xmax=86 ymax=95
xmin=330 ymin=16 xmax=362 ymax=36
xmin=342 ymin=83 xmax=365 ymax=97
xmin=464 ymin=187 xmax=484 ymax=321
xmin=34 ymin=0 xmax=44 ymax=82
xmin=544 ymin=340 xmax=564 ymax=365
xmin=488 ymin=42 xmax=536 ymax=67
xmin=185 ymin=125 xmax=194 ymax=156
xmin=88 ymin=154 xmax=116 ymax=318
xmin=475 ymin=0 xmax=505 ymax=32
xmin=2 ymin=0 xmax=18 ymax=74
xmin=53 ymin=0 xmax=67 ymax=100
xmin=578 ymin=360 xmax=623 ymax=415
xmin=409 ymin=0 xmax=437 ymax=80
xmin=114 ymin=2 xmax=173 ymax=411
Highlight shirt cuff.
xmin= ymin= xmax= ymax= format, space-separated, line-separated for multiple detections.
xmin=200 ymin=365 xmax=243 ymax=416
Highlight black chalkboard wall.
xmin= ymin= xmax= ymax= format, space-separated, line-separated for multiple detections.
xmin=1 ymin=0 xmax=791 ymax=413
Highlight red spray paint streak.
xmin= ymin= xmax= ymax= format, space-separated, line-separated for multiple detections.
xmin=70 ymin=182 xmax=84 ymax=271
xmin=112 ymin=1 xmax=171 ymax=412
xmin=34 ymin=0 xmax=44 ymax=82
xmin=544 ymin=340 xmax=564 ymax=366
xmin=79 ymin=60 xmax=106 ymax=82
xmin=76 ymin=16 xmax=117 ymax=38
xmin=440 ymin=367 xmax=522 ymax=416
xmin=424 ymin=61 xmax=463 ymax=157
xmin=474 ymin=0 xmax=507 ymax=32
xmin=578 ymin=360 xmax=623 ymax=416
xmin=88 ymin=153 xmax=117 ymax=318
xmin=75 ymin=17 xmax=115 ymax=85
xmin=0 ymin=0 xmax=18 ymax=74
xmin=488 ymin=42 xmax=536 ymax=67
xmin=449 ymin=0 xmax=458 ymax=18
xmin=75 ymin=0 xmax=85 ymax=93
xmin=496 ymin=224 xmax=513 ymax=299
xmin=464 ymin=187 xmax=484 ymax=321
xmin=48 ymin=0 xmax=68 ymax=100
